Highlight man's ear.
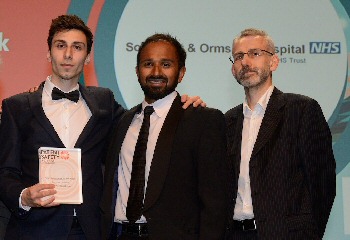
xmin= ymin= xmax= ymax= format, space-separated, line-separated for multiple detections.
xmin=231 ymin=64 xmax=236 ymax=77
xmin=47 ymin=51 xmax=51 ymax=62
xmin=135 ymin=66 xmax=139 ymax=79
xmin=177 ymin=66 xmax=186 ymax=83
xmin=270 ymin=54 xmax=279 ymax=72
xmin=84 ymin=54 xmax=91 ymax=65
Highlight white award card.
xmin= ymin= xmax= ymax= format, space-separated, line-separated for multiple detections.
xmin=38 ymin=147 xmax=83 ymax=204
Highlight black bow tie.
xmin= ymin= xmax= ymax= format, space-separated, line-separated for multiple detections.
xmin=52 ymin=87 xmax=80 ymax=103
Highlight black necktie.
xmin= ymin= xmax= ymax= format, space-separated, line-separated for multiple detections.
xmin=52 ymin=87 xmax=80 ymax=103
xmin=126 ymin=106 xmax=154 ymax=223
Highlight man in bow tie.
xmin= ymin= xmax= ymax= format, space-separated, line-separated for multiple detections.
xmin=0 ymin=15 xmax=203 ymax=240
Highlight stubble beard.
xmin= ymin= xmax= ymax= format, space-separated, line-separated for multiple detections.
xmin=235 ymin=66 xmax=270 ymax=89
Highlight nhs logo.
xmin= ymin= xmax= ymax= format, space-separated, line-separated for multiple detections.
xmin=309 ymin=42 xmax=340 ymax=54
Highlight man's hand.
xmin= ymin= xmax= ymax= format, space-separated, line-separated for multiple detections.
xmin=21 ymin=183 xmax=59 ymax=208
xmin=28 ymin=86 xmax=39 ymax=93
xmin=181 ymin=95 xmax=207 ymax=109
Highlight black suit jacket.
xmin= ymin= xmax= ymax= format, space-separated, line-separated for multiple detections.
xmin=225 ymin=88 xmax=336 ymax=239
xmin=0 ymin=113 xmax=11 ymax=240
xmin=0 ymin=83 xmax=124 ymax=240
xmin=100 ymin=94 xmax=228 ymax=240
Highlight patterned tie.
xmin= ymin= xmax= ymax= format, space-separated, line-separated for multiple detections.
xmin=126 ymin=106 xmax=154 ymax=223
xmin=52 ymin=87 xmax=79 ymax=103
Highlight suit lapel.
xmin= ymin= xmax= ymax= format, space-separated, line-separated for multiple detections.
xmin=114 ymin=105 xmax=140 ymax=160
xmin=143 ymin=95 xmax=184 ymax=211
xmin=233 ymin=108 xmax=244 ymax=181
xmin=251 ymin=88 xmax=285 ymax=157
xmin=226 ymin=105 xmax=244 ymax=190
xmin=74 ymin=85 xmax=101 ymax=148
xmin=108 ymin=105 xmax=139 ymax=215
xmin=28 ymin=85 xmax=64 ymax=147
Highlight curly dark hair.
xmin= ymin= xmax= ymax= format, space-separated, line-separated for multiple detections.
xmin=47 ymin=15 xmax=93 ymax=54
xmin=136 ymin=33 xmax=186 ymax=70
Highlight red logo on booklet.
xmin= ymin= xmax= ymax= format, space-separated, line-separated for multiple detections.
xmin=60 ymin=151 xmax=70 ymax=160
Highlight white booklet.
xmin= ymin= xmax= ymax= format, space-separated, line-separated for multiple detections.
xmin=38 ymin=147 xmax=83 ymax=204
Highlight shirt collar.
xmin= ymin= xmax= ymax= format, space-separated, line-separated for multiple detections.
xmin=140 ymin=91 xmax=177 ymax=118
xmin=43 ymin=75 xmax=80 ymax=100
xmin=44 ymin=75 xmax=80 ymax=93
xmin=243 ymin=85 xmax=274 ymax=116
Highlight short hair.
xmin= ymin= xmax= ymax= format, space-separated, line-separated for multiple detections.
xmin=136 ymin=33 xmax=187 ymax=69
xmin=47 ymin=15 xmax=93 ymax=54
xmin=233 ymin=28 xmax=275 ymax=53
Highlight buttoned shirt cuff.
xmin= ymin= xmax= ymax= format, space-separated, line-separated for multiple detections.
xmin=19 ymin=188 xmax=31 ymax=211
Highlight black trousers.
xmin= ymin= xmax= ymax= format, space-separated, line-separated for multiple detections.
xmin=226 ymin=229 xmax=258 ymax=240
xmin=109 ymin=223 xmax=148 ymax=240
xmin=67 ymin=217 xmax=87 ymax=240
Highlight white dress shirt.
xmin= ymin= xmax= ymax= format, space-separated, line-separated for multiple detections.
xmin=233 ymin=85 xmax=274 ymax=220
xmin=42 ymin=76 xmax=91 ymax=148
xmin=115 ymin=91 xmax=177 ymax=223
xmin=19 ymin=76 xmax=91 ymax=210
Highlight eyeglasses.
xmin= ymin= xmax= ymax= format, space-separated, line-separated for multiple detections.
xmin=229 ymin=48 xmax=274 ymax=64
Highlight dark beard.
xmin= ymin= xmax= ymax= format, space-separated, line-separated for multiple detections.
xmin=139 ymin=74 xmax=179 ymax=101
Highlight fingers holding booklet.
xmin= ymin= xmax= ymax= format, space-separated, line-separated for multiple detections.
xmin=21 ymin=183 xmax=59 ymax=208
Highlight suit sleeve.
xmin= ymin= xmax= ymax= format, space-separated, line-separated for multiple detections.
xmin=0 ymin=99 xmax=28 ymax=217
xmin=111 ymin=95 xmax=126 ymax=126
xmin=101 ymin=90 xmax=126 ymax=165
xmin=196 ymin=109 xmax=229 ymax=239
xmin=298 ymin=99 xmax=336 ymax=238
